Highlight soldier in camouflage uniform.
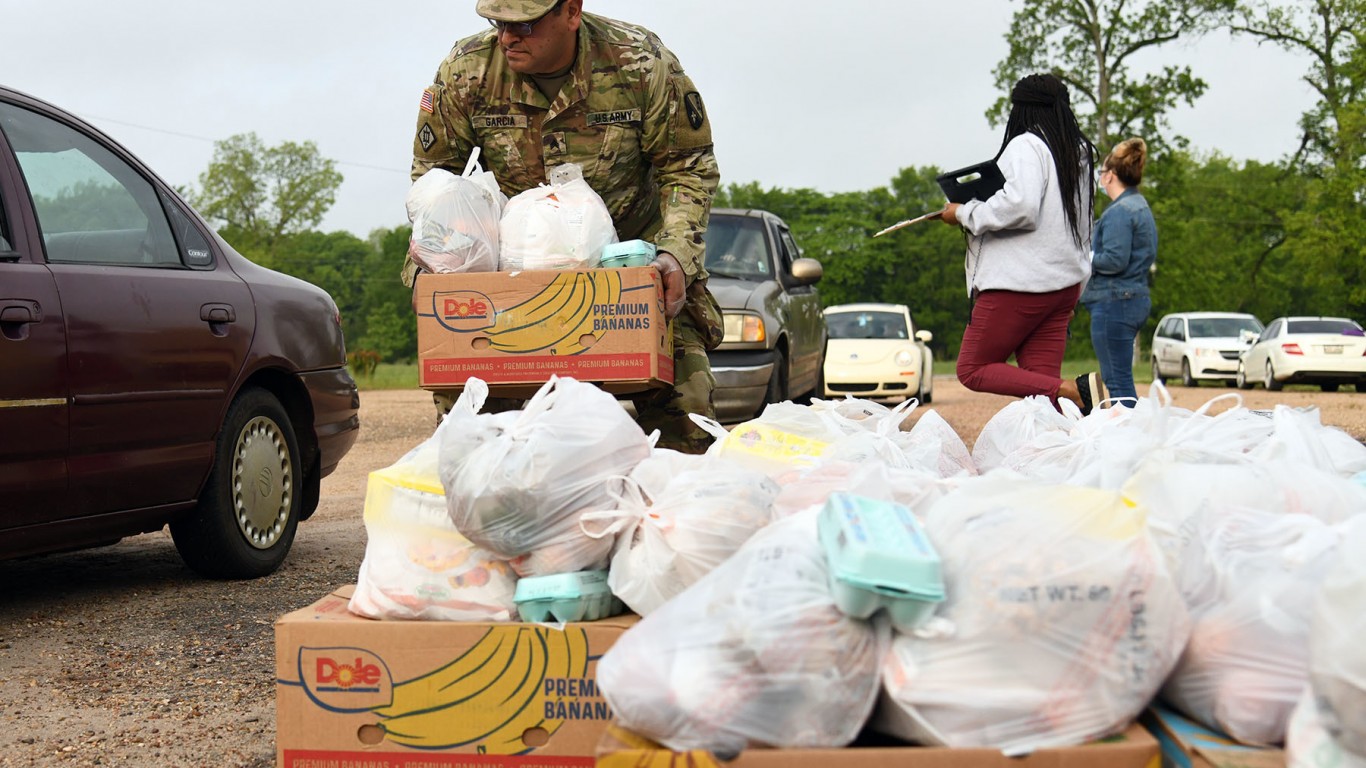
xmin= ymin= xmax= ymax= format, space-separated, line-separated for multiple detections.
xmin=404 ymin=0 xmax=723 ymax=453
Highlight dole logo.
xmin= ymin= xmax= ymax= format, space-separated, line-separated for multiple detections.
xmin=299 ymin=646 xmax=393 ymax=712
xmin=435 ymin=289 xmax=496 ymax=333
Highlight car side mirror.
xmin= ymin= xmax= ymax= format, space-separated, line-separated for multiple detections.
xmin=916 ymin=329 xmax=933 ymax=343
xmin=789 ymin=257 xmax=823 ymax=285
xmin=1239 ymin=329 xmax=1258 ymax=345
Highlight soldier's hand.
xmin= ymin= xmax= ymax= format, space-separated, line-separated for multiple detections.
xmin=939 ymin=202 xmax=963 ymax=227
xmin=652 ymin=251 xmax=686 ymax=319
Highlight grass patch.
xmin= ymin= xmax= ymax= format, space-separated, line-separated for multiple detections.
xmin=350 ymin=362 xmax=419 ymax=390
xmin=933 ymin=358 xmax=1144 ymax=381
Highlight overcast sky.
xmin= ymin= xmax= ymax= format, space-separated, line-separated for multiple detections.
xmin=1 ymin=0 xmax=1317 ymax=237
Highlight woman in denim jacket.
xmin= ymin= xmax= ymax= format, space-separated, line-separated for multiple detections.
xmin=1082 ymin=138 xmax=1158 ymax=404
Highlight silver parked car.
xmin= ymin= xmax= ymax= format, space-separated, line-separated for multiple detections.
xmin=702 ymin=209 xmax=825 ymax=422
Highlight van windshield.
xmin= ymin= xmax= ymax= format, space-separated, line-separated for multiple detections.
xmin=1188 ymin=317 xmax=1263 ymax=338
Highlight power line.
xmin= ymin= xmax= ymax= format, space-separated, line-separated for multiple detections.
xmin=80 ymin=112 xmax=406 ymax=175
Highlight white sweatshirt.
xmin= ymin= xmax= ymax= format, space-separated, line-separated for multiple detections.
xmin=956 ymin=132 xmax=1093 ymax=297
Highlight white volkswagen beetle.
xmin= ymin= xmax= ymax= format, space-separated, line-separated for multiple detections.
xmin=821 ymin=303 xmax=934 ymax=404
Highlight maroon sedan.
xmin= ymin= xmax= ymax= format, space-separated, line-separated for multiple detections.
xmin=0 ymin=85 xmax=359 ymax=578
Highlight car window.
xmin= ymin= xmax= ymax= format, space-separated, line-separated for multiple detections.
xmin=1261 ymin=319 xmax=1282 ymax=341
xmin=0 ymin=102 xmax=179 ymax=267
xmin=703 ymin=216 xmax=770 ymax=280
xmin=1190 ymin=317 xmax=1262 ymax=337
xmin=1288 ymin=318 xmax=1362 ymax=334
xmin=1172 ymin=320 xmax=1186 ymax=342
xmin=778 ymin=228 xmax=801 ymax=267
xmin=827 ymin=311 xmax=907 ymax=340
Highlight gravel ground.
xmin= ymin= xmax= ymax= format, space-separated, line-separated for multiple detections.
xmin=1 ymin=380 xmax=1363 ymax=767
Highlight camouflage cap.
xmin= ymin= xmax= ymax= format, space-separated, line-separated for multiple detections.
xmin=475 ymin=0 xmax=559 ymax=22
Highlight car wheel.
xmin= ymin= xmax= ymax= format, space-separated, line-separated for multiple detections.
xmin=1265 ymin=361 xmax=1283 ymax=392
xmin=171 ymin=387 xmax=301 ymax=579
xmin=761 ymin=350 xmax=788 ymax=417
xmin=1151 ymin=358 xmax=1165 ymax=386
xmin=1181 ymin=359 xmax=1197 ymax=387
xmin=1235 ymin=362 xmax=1254 ymax=390
xmin=1322 ymin=383 xmax=1340 ymax=393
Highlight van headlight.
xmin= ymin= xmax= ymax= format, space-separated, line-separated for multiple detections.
xmin=723 ymin=313 xmax=766 ymax=343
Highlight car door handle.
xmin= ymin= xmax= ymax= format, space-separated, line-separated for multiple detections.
xmin=1 ymin=299 xmax=43 ymax=341
xmin=200 ymin=303 xmax=236 ymax=323
xmin=1 ymin=299 xmax=42 ymax=324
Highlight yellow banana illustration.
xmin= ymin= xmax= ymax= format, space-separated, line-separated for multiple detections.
xmin=484 ymin=272 xmax=583 ymax=352
xmin=373 ymin=625 xmax=521 ymax=720
xmin=373 ymin=625 xmax=590 ymax=753
xmin=486 ymin=270 xmax=625 ymax=356
xmin=483 ymin=624 xmax=592 ymax=753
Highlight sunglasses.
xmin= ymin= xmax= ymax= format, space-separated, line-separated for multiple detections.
xmin=487 ymin=0 xmax=566 ymax=36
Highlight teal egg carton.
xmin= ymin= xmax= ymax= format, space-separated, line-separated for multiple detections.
xmin=817 ymin=492 xmax=945 ymax=632
xmin=600 ymin=239 xmax=657 ymax=268
xmin=514 ymin=570 xmax=625 ymax=623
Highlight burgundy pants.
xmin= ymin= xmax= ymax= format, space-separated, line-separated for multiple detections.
xmin=956 ymin=284 xmax=1082 ymax=401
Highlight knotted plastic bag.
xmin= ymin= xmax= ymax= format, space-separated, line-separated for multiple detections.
xmin=406 ymin=149 xmax=506 ymax=274
xmin=498 ymin=163 xmax=617 ymax=270
xmin=437 ymin=376 xmax=651 ymax=576
xmin=1158 ymin=507 xmax=1346 ymax=745
xmin=349 ymin=426 xmax=517 ymax=621
xmin=582 ymin=450 xmax=780 ymax=616
xmin=876 ymin=472 xmax=1189 ymax=755
xmin=597 ymin=508 xmax=889 ymax=757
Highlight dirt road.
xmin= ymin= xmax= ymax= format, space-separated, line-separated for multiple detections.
xmin=1 ymin=380 xmax=1363 ymax=767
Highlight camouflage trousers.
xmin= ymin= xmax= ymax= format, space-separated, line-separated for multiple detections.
xmin=431 ymin=310 xmax=717 ymax=454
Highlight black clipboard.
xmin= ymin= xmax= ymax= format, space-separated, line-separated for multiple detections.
xmin=936 ymin=160 xmax=1005 ymax=204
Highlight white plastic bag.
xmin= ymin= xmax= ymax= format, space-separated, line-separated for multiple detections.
xmin=349 ymin=428 xmax=518 ymax=621
xmin=596 ymin=508 xmax=889 ymax=757
xmin=438 ymin=376 xmax=651 ymax=576
xmin=406 ymin=150 xmax=506 ymax=274
xmin=586 ymin=451 xmax=780 ymax=616
xmin=498 ymin=163 xmax=617 ymax=271
xmin=1159 ymin=507 xmax=1346 ymax=745
xmin=876 ymin=472 xmax=1189 ymax=755
xmin=1306 ymin=518 xmax=1366 ymax=758
xmin=1287 ymin=690 xmax=1366 ymax=768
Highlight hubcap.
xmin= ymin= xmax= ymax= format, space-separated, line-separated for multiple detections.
xmin=231 ymin=416 xmax=292 ymax=550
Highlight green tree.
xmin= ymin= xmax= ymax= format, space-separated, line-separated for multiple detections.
xmin=1228 ymin=0 xmax=1365 ymax=172
xmin=1227 ymin=0 xmax=1366 ymax=318
xmin=193 ymin=132 xmax=343 ymax=248
xmin=990 ymin=0 xmax=1235 ymax=149
xmin=356 ymin=226 xmax=420 ymax=362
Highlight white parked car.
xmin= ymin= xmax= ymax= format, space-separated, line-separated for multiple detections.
xmin=822 ymin=303 xmax=934 ymax=404
xmin=1151 ymin=312 xmax=1264 ymax=386
xmin=1236 ymin=316 xmax=1366 ymax=392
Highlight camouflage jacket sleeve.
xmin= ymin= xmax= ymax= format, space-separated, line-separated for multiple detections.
xmin=639 ymin=50 xmax=719 ymax=285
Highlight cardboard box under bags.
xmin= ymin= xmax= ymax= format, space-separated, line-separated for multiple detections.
xmin=275 ymin=586 xmax=637 ymax=767
xmin=416 ymin=267 xmax=672 ymax=398
xmin=1141 ymin=705 xmax=1286 ymax=768
xmin=594 ymin=721 xmax=1161 ymax=767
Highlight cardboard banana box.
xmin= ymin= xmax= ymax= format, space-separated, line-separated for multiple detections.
xmin=416 ymin=268 xmax=673 ymax=398
xmin=275 ymin=586 xmax=638 ymax=767
xmin=594 ymin=721 xmax=1161 ymax=767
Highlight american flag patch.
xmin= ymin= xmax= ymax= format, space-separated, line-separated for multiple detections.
xmin=419 ymin=89 xmax=435 ymax=114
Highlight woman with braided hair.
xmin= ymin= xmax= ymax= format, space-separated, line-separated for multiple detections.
xmin=939 ymin=72 xmax=1109 ymax=416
